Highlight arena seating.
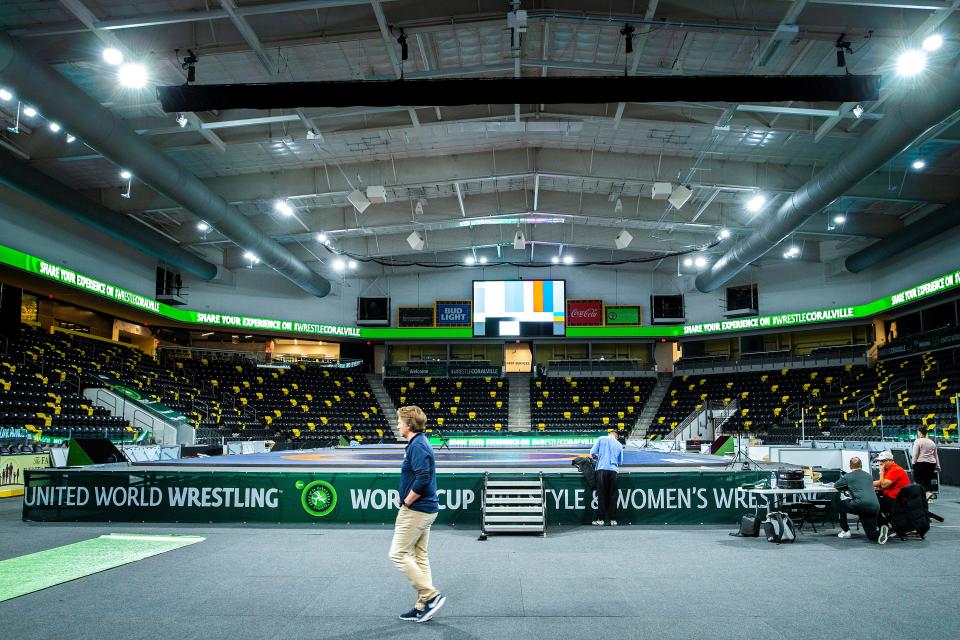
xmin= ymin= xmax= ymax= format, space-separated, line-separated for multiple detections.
xmin=384 ymin=377 xmax=508 ymax=431
xmin=531 ymin=376 xmax=655 ymax=432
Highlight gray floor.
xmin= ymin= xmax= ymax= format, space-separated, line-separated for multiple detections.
xmin=1 ymin=489 xmax=958 ymax=640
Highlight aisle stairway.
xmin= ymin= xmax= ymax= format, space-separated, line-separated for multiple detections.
xmin=630 ymin=372 xmax=672 ymax=441
xmin=366 ymin=374 xmax=400 ymax=440
xmin=508 ymin=373 xmax=531 ymax=431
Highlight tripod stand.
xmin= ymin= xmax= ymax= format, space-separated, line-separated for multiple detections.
xmin=724 ymin=426 xmax=761 ymax=470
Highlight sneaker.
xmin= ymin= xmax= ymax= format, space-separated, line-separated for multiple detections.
xmin=592 ymin=520 xmax=604 ymax=526
xmin=399 ymin=607 xmax=421 ymax=621
xmin=878 ymin=525 xmax=889 ymax=545
xmin=609 ymin=520 xmax=618 ymax=527
xmin=417 ymin=594 xmax=446 ymax=623
xmin=837 ymin=530 xmax=851 ymax=539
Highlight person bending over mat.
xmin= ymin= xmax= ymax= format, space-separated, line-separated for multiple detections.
xmin=591 ymin=430 xmax=624 ymax=526
xmin=390 ymin=405 xmax=446 ymax=623
xmin=833 ymin=457 xmax=881 ymax=543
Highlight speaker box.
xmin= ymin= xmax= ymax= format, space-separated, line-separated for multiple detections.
xmin=407 ymin=230 xmax=425 ymax=251
xmin=668 ymin=184 xmax=693 ymax=209
xmin=651 ymin=182 xmax=672 ymax=200
xmin=347 ymin=189 xmax=371 ymax=213
xmin=615 ymin=229 xmax=633 ymax=249
xmin=67 ymin=438 xmax=127 ymax=466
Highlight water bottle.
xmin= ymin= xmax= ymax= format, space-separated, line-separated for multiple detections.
xmin=770 ymin=471 xmax=777 ymax=489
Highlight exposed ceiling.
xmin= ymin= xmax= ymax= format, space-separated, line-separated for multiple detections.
xmin=2 ymin=0 xmax=959 ymax=281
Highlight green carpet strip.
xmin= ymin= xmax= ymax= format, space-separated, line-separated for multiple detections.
xmin=0 ymin=533 xmax=204 ymax=602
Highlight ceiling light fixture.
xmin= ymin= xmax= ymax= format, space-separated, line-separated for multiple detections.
xmin=551 ymin=256 xmax=560 ymax=264
xmin=683 ymin=257 xmax=693 ymax=267
xmin=274 ymin=199 xmax=294 ymax=216
xmin=119 ymin=169 xmax=132 ymax=180
xmin=316 ymin=232 xmax=328 ymax=243
xmin=197 ymin=221 xmax=210 ymax=232
xmin=479 ymin=256 xmax=488 ymax=265
xmin=783 ymin=246 xmax=801 ymax=259
xmin=911 ymin=159 xmax=926 ymax=170
xmin=118 ymin=63 xmax=148 ymax=88
xmin=102 ymin=48 xmax=124 ymax=66
xmin=694 ymin=256 xmax=707 ymax=268
xmin=0 ymin=88 xmax=12 ymax=101
xmin=243 ymin=251 xmax=259 ymax=263
xmin=65 ymin=134 xmax=76 ymax=143
xmin=562 ymin=255 xmax=574 ymax=265
xmin=176 ymin=113 xmax=189 ymax=128
xmin=746 ymin=194 xmax=766 ymax=213
xmin=414 ymin=199 xmax=424 ymax=216
xmin=833 ymin=214 xmax=846 ymax=224
xmin=348 ymin=260 xmax=357 ymax=270
xmin=48 ymin=122 xmax=61 ymax=133
xmin=852 ymin=104 xmax=864 ymax=119
xmin=896 ymin=49 xmax=927 ymax=77
xmin=465 ymin=256 xmax=476 ymax=266
xmin=922 ymin=34 xmax=944 ymax=52
xmin=22 ymin=106 xmax=37 ymax=118
xmin=333 ymin=259 xmax=346 ymax=272
xmin=614 ymin=198 xmax=623 ymax=213
xmin=718 ymin=228 xmax=731 ymax=240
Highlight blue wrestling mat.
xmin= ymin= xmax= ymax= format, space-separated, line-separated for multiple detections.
xmin=140 ymin=445 xmax=727 ymax=469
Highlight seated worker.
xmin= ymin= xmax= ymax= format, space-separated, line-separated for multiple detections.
xmin=873 ymin=450 xmax=910 ymax=537
xmin=833 ymin=457 xmax=880 ymax=542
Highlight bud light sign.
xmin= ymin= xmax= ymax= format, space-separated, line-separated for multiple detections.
xmin=567 ymin=299 xmax=603 ymax=326
xmin=435 ymin=300 xmax=471 ymax=326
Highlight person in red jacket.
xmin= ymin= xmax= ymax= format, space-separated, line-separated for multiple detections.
xmin=872 ymin=450 xmax=910 ymax=543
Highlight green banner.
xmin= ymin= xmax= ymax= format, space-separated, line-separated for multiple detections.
xmin=3 ymin=243 xmax=959 ymax=341
xmin=604 ymin=305 xmax=642 ymax=326
xmin=21 ymin=468 xmax=838 ymax=526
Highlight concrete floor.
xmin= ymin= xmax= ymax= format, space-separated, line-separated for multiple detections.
xmin=1 ymin=488 xmax=958 ymax=640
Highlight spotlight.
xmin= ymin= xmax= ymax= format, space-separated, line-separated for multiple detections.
xmin=244 ymin=251 xmax=259 ymax=263
xmin=333 ymin=259 xmax=346 ymax=272
xmin=718 ymin=228 xmax=731 ymax=240
xmin=102 ymin=48 xmax=124 ymax=66
xmin=746 ymin=194 xmax=766 ymax=213
xmin=274 ymin=199 xmax=294 ymax=217
xmin=65 ymin=134 xmax=76 ymax=143
xmin=0 ymin=88 xmax=11 ymax=101
xmin=176 ymin=113 xmax=189 ymax=128
xmin=22 ymin=106 xmax=37 ymax=118
xmin=513 ymin=229 xmax=526 ymax=251
xmin=620 ymin=23 xmax=635 ymax=55
xmin=896 ymin=50 xmax=927 ymax=77
xmin=48 ymin=122 xmax=61 ymax=133
xmin=683 ymin=257 xmax=693 ymax=267
xmin=922 ymin=34 xmax=943 ymax=52
xmin=852 ymin=104 xmax=864 ymax=119
xmin=316 ymin=232 xmax=328 ymax=243
xmin=348 ymin=260 xmax=358 ymax=270
xmin=414 ymin=199 xmax=424 ymax=216
xmin=479 ymin=256 xmax=488 ymax=264
xmin=783 ymin=246 xmax=800 ymax=259
xmin=912 ymin=159 xmax=926 ymax=170
xmin=197 ymin=221 xmax=210 ymax=232
xmin=562 ymin=255 xmax=574 ymax=265
xmin=551 ymin=256 xmax=560 ymax=264
xmin=833 ymin=214 xmax=846 ymax=224
xmin=118 ymin=63 xmax=148 ymax=88
xmin=694 ymin=256 xmax=707 ymax=268
xmin=465 ymin=256 xmax=476 ymax=266
xmin=119 ymin=170 xmax=132 ymax=180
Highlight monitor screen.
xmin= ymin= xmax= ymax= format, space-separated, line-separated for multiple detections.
xmin=473 ymin=280 xmax=565 ymax=337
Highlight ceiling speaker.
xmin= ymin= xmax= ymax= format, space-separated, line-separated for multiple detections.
xmin=651 ymin=182 xmax=672 ymax=200
xmin=615 ymin=229 xmax=633 ymax=249
xmin=407 ymin=230 xmax=425 ymax=251
xmin=366 ymin=185 xmax=387 ymax=204
xmin=346 ymin=189 xmax=371 ymax=213
xmin=668 ymin=184 xmax=693 ymax=209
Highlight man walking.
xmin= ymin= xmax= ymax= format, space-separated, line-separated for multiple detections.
xmin=390 ymin=405 xmax=446 ymax=623
xmin=591 ymin=430 xmax=624 ymax=526
xmin=833 ymin=457 xmax=881 ymax=543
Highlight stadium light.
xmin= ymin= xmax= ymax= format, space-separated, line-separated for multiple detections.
xmin=65 ymin=134 xmax=76 ymax=143
xmin=746 ymin=194 xmax=766 ymax=213
xmin=896 ymin=50 xmax=927 ymax=77
xmin=922 ymin=34 xmax=943 ymax=52
xmin=718 ymin=228 xmax=730 ymax=240
xmin=348 ymin=260 xmax=358 ymax=270
xmin=479 ymin=256 xmax=488 ymax=264
xmin=562 ymin=255 xmax=574 ymax=265
xmin=783 ymin=245 xmax=801 ymax=259
xmin=0 ymin=88 xmax=12 ymax=101
xmin=333 ymin=259 xmax=346 ymax=272
xmin=118 ymin=63 xmax=148 ymax=88
xmin=316 ymin=232 xmax=328 ymax=243
xmin=102 ymin=48 xmax=124 ymax=66
xmin=912 ymin=159 xmax=926 ymax=170
xmin=48 ymin=122 xmax=61 ymax=133
xmin=683 ymin=257 xmax=693 ymax=267
xmin=119 ymin=169 xmax=132 ymax=180
xmin=274 ymin=199 xmax=294 ymax=216
xmin=833 ymin=214 xmax=846 ymax=224
xmin=197 ymin=221 xmax=210 ymax=232
xmin=465 ymin=256 xmax=476 ymax=265
xmin=22 ymin=105 xmax=37 ymax=118
xmin=243 ymin=251 xmax=259 ymax=263
xmin=551 ymin=256 xmax=560 ymax=264
xmin=694 ymin=256 xmax=707 ymax=268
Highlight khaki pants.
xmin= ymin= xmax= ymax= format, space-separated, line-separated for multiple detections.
xmin=389 ymin=507 xmax=439 ymax=609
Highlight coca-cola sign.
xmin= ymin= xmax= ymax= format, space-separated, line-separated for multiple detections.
xmin=567 ymin=299 xmax=603 ymax=326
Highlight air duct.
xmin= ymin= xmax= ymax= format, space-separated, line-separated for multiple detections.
xmin=695 ymin=60 xmax=960 ymax=293
xmin=0 ymin=32 xmax=331 ymax=298
xmin=844 ymin=202 xmax=960 ymax=274
xmin=0 ymin=150 xmax=217 ymax=280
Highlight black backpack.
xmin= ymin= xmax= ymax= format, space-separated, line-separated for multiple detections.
xmin=730 ymin=513 xmax=762 ymax=537
xmin=571 ymin=456 xmax=597 ymax=489
xmin=889 ymin=484 xmax=930 ymax=539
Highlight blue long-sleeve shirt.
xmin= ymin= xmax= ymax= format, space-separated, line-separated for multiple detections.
xmin=590 ymin=435 xmax=623 ymax=472
xmin=399 ymin=433 xmax=439 ymax=513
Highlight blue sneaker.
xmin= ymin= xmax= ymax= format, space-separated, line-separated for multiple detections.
xmin=417 ymin=594 xmax=446 ymax=623
xmin=399 ymin=607 xmax=421 ymax=621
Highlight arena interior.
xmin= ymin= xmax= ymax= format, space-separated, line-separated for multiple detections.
xmin=1 ymin=1 xmax=960 ymax=638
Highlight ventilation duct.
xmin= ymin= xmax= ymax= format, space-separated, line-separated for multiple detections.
xmin=844 ymin=202 xmax=960 ymax=274
xmin=0 ymin=150 xmax=217 ymax=280
xmin=695 ymin=60 xmax=960 ymax=293
xmin=0 ymin=32 xmax=331 ymax=298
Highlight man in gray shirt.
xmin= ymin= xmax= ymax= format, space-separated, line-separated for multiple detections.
xmin=833 ymin=457 xmax=881 ymax=543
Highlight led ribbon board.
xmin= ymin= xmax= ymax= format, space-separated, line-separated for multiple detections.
xmin=1 ymin=244 xmax=958 ymax=340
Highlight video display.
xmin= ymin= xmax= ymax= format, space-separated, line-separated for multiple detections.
xmin=473 ymin=280 xmax=565 ymax=337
